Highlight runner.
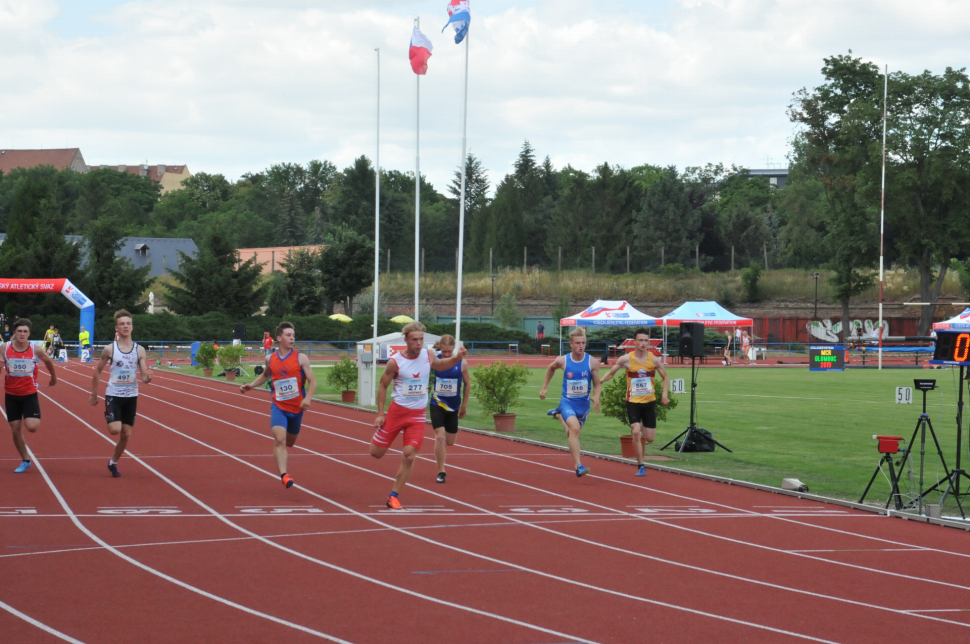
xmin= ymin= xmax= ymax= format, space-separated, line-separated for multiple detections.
xmin=741 ymin=329 xmax=752 ymax=364
xmin=88 ymin=310 xmax=153 ymax=478
xmin=78 ymin=326 xmax=91 ymax=359
xmin=43 ymin=325 xmax=55 ymax=357
xmin=601 ymin=327 xmax=669 ymax=476
xmin=539 ymin=327 xmax=601 ymax=477
xmin=722 ymin=329 xmax=732 ymax=366
xmin=429 ymin=334 xmax=470 ymax=484
xmin=240 ymin=321 xmax=316 ymax=488
xmin=371 ymin=321 xmax=466 ymax=509
xmin=0 ymin=319 xmax=57 ymax=473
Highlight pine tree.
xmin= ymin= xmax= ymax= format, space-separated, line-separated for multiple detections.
xmin=83 ymin=218 xmax=153 ymax=313
xmin=276 ymin=188 xmax=306 ymax=246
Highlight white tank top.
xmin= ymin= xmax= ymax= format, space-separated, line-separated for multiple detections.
xmin=390 ymin=348 xmax=432 ymax=410
xmin=106 ymin=341 xmax=140 ymax=398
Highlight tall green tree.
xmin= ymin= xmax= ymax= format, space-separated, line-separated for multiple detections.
xmin=318 ymin=227 xmax=375 ymax=317
xmin=482 ymin=178 xmax=527 ymax=269
xmin=166 ymin=225 xmax=267 ymax=317
xmin=83 ymin=219 xmax=153 ymax=313
xmin=276 ymin=188 xmax=306 ymax=246
xmin=280 ymin=247 xmax=324 ymax=315
xmin=634 ymin=167 xmax=701 ymax=268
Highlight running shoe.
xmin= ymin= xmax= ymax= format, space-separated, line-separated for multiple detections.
xmin=386 ymin=495 xmax=403 ymax=510
xmin=281 ymin=474 xmax=294 ymax=489
xmin=635 ymin=464 xmax=646 ymax=477
xmin=576 ymin=465 xmax=590 ymax=478
xmin=546 ymin=408 xmax=561 ymax=420
xmin=436 ymin=472 xmax=446 ymax=484
xmin=107 ymin=463 xmax=122 ymax=478
xmin=14 ymin=460 xmax=30 ymax=473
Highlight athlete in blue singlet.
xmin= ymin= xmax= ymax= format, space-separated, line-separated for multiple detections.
xmin=539 ymin=327 xmax=602 ymax=477
xmin=429 ymin=335 xmax=470 ymax=484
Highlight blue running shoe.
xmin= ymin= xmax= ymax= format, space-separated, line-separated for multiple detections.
xmin=107 ymin=463 xmax=122 ymax=478
xmin=635 ymin=464 xmax=646 ymax=477
xmin=576 ymin=464 xmax=590 ymax=477
xmin=14 ymin=460 xmax=30 ymax=473
xmin=546 ymin=408 xmax=561 ymax=420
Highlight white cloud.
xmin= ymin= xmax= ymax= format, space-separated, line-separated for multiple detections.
xmin=0 ymin=0 xmax=967 ymax=192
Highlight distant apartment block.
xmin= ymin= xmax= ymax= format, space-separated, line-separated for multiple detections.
xmin=237 ymin=246 xmax=326 ymax=275
xmin=88 ymin=163 xmax=191 ymax=194
xmin=0 ymin=148 xmax=191 ymax=193
xmin=747 ymin=168 xmax=789 ymax=189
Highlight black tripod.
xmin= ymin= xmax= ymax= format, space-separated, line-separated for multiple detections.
xmin=920 ymin=368 xmax=970 ymax=519
xmin=896 ymin=380 xmax=952 ymax=516
xmin=858 ymin=438 xmax=906 ymax=510
xmin=660 ymin=356 xmax=732 ymax=453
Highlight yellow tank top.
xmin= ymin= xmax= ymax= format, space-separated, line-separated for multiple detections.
xmin=625 ymin=351 xmax=656 ymax=403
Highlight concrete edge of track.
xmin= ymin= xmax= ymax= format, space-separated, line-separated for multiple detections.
xmin=157 ymin=365 xmax=970 ymax=534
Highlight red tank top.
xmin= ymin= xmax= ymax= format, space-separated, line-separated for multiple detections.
xmin=4 ymin=342 xmax=40 ymax=396
xmin=269 ymin=350 xmax=305 ymax=413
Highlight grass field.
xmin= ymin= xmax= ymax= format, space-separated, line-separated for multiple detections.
xmin=163 ymin=362 xmax=970 ymax=514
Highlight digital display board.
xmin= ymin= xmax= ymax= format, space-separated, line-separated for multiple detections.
xmin=809 ymin=345 xmax=845 ymax=371
xmin=931 ymin=331 xmax=970 ymax=366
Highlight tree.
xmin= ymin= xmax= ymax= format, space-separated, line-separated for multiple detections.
xmin=482 ymin=178 xmax=527 ymax=269
xmin=166 ymin=225 xmax=267 ymax=317
xmin=83 ymin=218 xmax=153 ymax=313
xmin=318 ymin=227 xmax=375 ymax=317
xmin=493 ymin=293 xmax=524 ymax=329
xmin=276 ymin=188 xmax=306 ymax=246
xmin=280 ymin=248 xmax=323 ymax=315
xmin=265 ymin=273 xmax=292 ymax=317
xmin=634 ymin=167 xmax=701 ymax=268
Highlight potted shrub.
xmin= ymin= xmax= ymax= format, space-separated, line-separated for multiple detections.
xmin=601 ymin=373 xmax=678 ymax=458
xmin=196 ymin=342 xmax=218 ymax=377
xmin=217 ymin=343 xmax=246 ymax=382
xmin=471 ymin=361 xmax=528 ymax=432
xmin=327 ymin=356 xmax=359 ymax=403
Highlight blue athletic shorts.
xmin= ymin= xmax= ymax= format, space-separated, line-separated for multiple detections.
xmin=270 ymin=404 xmax=304 ymax=435
xmin=558 ymin=398 xmax=591 ymax=428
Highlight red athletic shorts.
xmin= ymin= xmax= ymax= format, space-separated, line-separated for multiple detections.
xmin=372 ymin=402 xmax=427 ymax=450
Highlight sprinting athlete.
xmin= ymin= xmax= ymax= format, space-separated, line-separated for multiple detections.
xmin=539 ymin=326 xmax=601 ymax=477
xmin=0 ymin=319 xmax=57 ymax=473
xmin=371 ymin=321 xmax=466 ymax=509
xmin=601 ymin=327 xmax=669 ymax=476
xmin=89 ymin=310 xmax=152 ymax=478
xmin=240 ymin=321 xmax=316 ymax=489
xmin=430 ymin=334 xmax=470 ymax=484
xmin=43 ymin=325 xmax=55 ymax=356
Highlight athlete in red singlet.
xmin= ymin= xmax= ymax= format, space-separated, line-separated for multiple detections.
xmin=370 ymin=321 xmax=466 ymax=509
xmin=0 ymin=318 xmax=57 ymax=473
xmin=241 ymin=321 xmax=317 ymax=488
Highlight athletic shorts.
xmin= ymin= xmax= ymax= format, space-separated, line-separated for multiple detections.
xmin=270 ymin=403 xmax=304 ymax=435
xmin=429 ymin=404 xmax=459 ymax=435
xmin=5 ymin=393 xmax=40 ymax=422
xmin=372 ymin=402 xmax=426 ymax=449
xmin=627 ymin=401 xmax=657 ymax=428
xmin=104 ymin=395 xmax=138 ymax=426
xmin=558 ymin=398 xmax=591 ymax=429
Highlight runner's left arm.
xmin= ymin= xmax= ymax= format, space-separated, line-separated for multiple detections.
xmin=37 ymin=349 xmax=57 ymax=386
xmin=590 ymin=356 xmax=602 ymax=412
xmin=655 ymin=361 xmax=669 ymax=406
xmin=298 ymin=353 xmax=316 ymax=411
xmin=240 ymin=355 xmax=272 ymax=393
xmin=459 ymin=358 xmax=471 ymax=418
xmin=137 ymin=345 xmax=153 ymax=383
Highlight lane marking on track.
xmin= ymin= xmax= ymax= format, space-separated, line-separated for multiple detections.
xmin=62 ymin=376 xmax=962 ymax=636
xmin=0 ymin=598 xmax=87 ymax=644
xmin=39 ymin=389 xmax=603 ymax=644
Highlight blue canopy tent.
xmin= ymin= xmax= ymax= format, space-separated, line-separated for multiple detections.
xmin=558 ymin=300 xmax=659 ymax=355
xmin=660 ymin=301 xmax=753 ymax=361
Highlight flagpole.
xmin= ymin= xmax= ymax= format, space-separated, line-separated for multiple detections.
xmin=454 ymin=33 xmax=469 ymax=344
xmin=373 ymin=47 xmax=381 ymax=403
xmin=414 ymin=17 xmax=421 ymax=322
xmin=878 ymin=65 xmax=887 ymax=371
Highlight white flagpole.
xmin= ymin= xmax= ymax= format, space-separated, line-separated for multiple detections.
xmin=878 ymin=65 xmax=887 ymax=371
xmin=454 ymin=33 xmax=470 ymax=344
xmin=373 ymin=47 xmax=381 ymax=403
xmin=414 ymin=18 xmax=421 ymax=322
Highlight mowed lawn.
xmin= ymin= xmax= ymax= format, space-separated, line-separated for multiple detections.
xmin=165 ymin=361 xmax=968 ymax=510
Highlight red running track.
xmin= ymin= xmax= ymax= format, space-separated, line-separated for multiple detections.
xmin=1 ymin=361 xmax=969 ymax=643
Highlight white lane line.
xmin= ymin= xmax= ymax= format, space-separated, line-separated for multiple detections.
xmin=39 ymin=389 xmax=602 ymax=644
xmin=0 ymin=598 xmax=87 ymax=643
xmin=106 ymin=382 xmax=947 ymax=637
xmin=27 ymin=446 xmax=353 ymax=643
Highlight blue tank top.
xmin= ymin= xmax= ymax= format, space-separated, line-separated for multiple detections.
xmin=431 ymin=354 xmax=463 ymax=411
xmin=561 ymin=353 xmax=592 ymax=401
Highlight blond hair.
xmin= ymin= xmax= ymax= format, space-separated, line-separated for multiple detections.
xmin=433 ymin=334 xmax=456 ymax=350
xmin=568 ymin=327 xmax=587 ymax=340
xmin=401 ymin=321 xmax=427 ymax=338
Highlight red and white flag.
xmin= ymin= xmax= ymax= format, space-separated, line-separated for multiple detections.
xmin=409 ymin=26 xmax=433 ymax=75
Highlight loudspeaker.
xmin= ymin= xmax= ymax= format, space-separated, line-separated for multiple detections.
xmin=233 ymin=324 xmax=247 ymax=341
xmin=679 ymin=322 xmax=705 ymax=358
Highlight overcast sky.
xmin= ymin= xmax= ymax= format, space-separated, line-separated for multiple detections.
xmin=1 ymin=0 xmax=967 ymax=194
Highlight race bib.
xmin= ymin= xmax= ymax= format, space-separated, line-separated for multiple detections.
xmin=566 ymin=379 xmax=589 ymax=398
xmin=434 ymin=378 xmax=458 ymax=395
xmin=110 ymin=368 xmax=137 ymax=386
xmin=631 ymin=377 xmax=654 ymax=396
xmin=273 ymin=376 xmax=300 ymax=401
xmin=6 ymin=358 xmax=33 ymax=376
xmin=402 ymin=378 xmax=426 ymax=397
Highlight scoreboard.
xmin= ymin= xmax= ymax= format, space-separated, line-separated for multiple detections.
xmin=931 ymin=331 xmax=970 ymax=366
xmin=809 ymin=345 xmax=845 ymax=371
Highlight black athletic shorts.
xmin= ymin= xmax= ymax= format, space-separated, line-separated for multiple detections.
xmin=429 ymin=404 xmax=459 ymax=434
xmin=105 ymin=395 xmax=138 ymax=426
xmin=626 ymin=401 xmax=656 ymax=428
xmin=5 ymin=393 xmax=40 ymax=422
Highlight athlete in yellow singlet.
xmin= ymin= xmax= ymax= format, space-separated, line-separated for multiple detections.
xmin=601 ymin=327 xmax=669 ymax=476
